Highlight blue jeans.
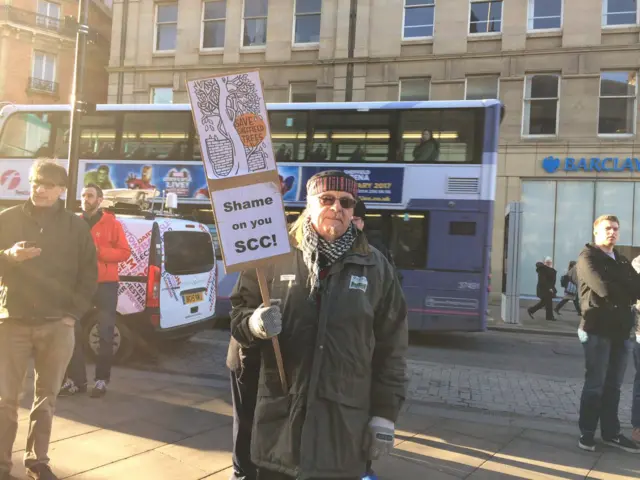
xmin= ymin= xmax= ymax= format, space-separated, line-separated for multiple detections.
xmin=66 ymin=282 xmax=119 ymax=385
xmin=632 ymin=338 xmax=640 ymax=428
xmin=578 ymin=331 xmax=630 ymax=439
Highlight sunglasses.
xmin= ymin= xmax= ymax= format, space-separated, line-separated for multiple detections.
xmin=318 ymin=195 xmax=357 ymax=209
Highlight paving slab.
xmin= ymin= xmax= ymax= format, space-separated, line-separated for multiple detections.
xmin=586 ymin=450 xmax=640 ymax=480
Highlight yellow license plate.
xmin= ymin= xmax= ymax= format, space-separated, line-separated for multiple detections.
xmin=183 ymin=292 xmax=204 ymax=305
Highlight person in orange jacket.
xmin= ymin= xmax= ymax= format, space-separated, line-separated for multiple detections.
xmin=60 ymin=183 xmax=131 ymax=398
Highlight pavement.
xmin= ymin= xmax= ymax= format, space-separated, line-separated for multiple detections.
xmin=487 ymin=301 xmax=581 ymax=337
xmin=8 ymin=366 xmax=640 ymax=479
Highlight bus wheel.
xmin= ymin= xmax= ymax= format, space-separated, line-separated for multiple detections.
xmin=84 ymin=314 xmax=134 ymax=364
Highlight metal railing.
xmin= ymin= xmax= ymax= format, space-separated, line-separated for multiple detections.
xmin=28 ymin=77 xmax=59 ymax=95
xmin=0 ymin=5 xmax=108 ymax=44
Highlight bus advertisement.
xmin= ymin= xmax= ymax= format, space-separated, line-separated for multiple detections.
xmin=0 ymin=100 xmax=501 ymax=332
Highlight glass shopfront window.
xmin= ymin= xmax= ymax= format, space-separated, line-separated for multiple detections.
xmin=519 ymin=180 xmax=640 ymax=296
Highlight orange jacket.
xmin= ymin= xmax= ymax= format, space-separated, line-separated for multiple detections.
xmin=89 ymin=211 xmax=131 ymax=283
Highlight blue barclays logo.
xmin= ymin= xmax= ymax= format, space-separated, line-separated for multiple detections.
xmin=542 ymin=156 xmax=640 ymax=173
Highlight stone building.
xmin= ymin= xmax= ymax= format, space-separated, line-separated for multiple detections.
xmin=109 ymin=0 xmax=640 ymax=296
xmin=0 ymin=0 xmax=112 ymax=105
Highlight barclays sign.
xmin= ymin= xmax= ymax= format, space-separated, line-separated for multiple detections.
xmin=542 ymin=156 xmax=640 ymax=173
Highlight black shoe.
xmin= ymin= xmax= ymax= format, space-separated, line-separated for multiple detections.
xmin=26 ymin=464 xmax=58 ymax=480
xmin=603 ymin=434 xmax=640 ymax=453
xmin=527 ymin=309 xmax=534 ymax=319
xmin=579 ymin=434 xmax=596 ymax=452
xmin=555 ymin=309 xmax=562 ymax=316
xmin=90 ymin=380 xmax=108 ymax=398
xmin=546 ymin=317 xmax=557 ymax=322
xmin=58 ymin=379 xmax=86 ymax=397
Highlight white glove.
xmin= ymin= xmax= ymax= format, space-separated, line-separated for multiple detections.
xmin=364 ymin=416 xmax=395 ymax=460
xmin=248 ymin=301 xmax=282 ymax=339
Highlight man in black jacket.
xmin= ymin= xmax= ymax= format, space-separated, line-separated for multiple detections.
xmin=0 ymin=160 xmax=98 ymax=480
xmin=527 ymin=257 xmax=557 ymax=321
xmin=576 ymin=214 xmax=640 ymax=454
xmin=353 ymin=200 xmax=395 ymax=267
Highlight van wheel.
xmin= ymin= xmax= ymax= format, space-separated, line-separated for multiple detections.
xmin=84 ymin=315 xmax=134 ymax=364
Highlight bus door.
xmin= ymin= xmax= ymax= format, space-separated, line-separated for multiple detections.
xmin=423 ymin=210 xmax=487 ymax=331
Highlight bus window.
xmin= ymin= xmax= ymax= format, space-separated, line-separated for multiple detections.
xmin=75 ymin=113 xmax=117 ymax=160
xmin=0 ymin=112 xmax=58 ymax=158
xmin=399 ymin=108 xmax=483 ymax=164
xmin=390 ymin=213 xmax=428 ymax=269
xmin=121 ymin=112 xmax=191 ymax=160
xmin=269 ymin=111 xmax=308 ymax=162
xmin=312 ymin=111 xmax=391 ymax=163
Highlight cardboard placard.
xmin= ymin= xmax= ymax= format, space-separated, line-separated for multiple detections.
xmin=186 ymin=71 xmax=292 ymax=274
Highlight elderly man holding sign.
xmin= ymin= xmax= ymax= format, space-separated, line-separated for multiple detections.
xmin=230 ymin=170 xmax=408 ymax=480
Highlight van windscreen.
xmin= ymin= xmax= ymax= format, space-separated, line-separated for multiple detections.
xmin=164 ymin=231 xmax=215 ymax=275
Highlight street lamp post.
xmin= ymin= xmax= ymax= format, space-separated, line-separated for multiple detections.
xmin=65 ymin=0 xmax=90 ymax=210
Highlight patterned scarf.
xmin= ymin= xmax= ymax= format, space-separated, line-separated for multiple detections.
xmin=301 ymin=217 xmax=357 ymax=296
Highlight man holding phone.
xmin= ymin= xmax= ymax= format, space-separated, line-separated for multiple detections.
xmin=0 ymin=159 xmax=97 ymax=480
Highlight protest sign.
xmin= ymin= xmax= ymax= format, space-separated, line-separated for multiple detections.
xmin=187 ymin=71 xmax=276 ymax=180
xmin=187 ymin=71 xmax=290 ymax=392
xmin=211 ymin=182 xmax=290 ymax=270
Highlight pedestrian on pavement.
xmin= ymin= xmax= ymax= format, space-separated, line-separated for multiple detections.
xmin=230 ymin=170 xmax=408 ymax=480
xmin=226 ymin=336 xmax=260 ymax=480
xmin=0 ymin=159 xmax=98 ymax=480
xmin=576 ymin=214 xmax=640 ymax=454
xmin=555 ymin=261 xmax=578 ymax=316
xmin=630 ymin=254 xmax=640 ymax=445
xmin=60 ymin=184 xmax=131 ymax=399
xmin=527 ymin=256 xmax=557 ymax=321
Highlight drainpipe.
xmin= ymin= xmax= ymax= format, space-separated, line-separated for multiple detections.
xmin=344 ymin=0 xmax=357 ymax=102
xmin=116 ymin=0 xmax=129 ymax=103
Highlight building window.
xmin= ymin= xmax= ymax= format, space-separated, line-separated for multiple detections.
xmin=528 ymin=0 xmax=562 ymax=30
xmin=465 ymin=76 xmax=499 ymax=100
xmin=403 ymin=0 xmax=435 ymax=39
xmin=602 ymin=0 xmax=638 ymax=26
xmin=522 ymin=74 xmax=559 ymax=136
xmin=202 ymin=1 xmax=226 ymax=49
xmin=399 ymin=78 xmax=430 ymax=101
xmin=36 ymin=0 xmax=61 ymax=30
xmin=469 ymin=0 xmax=503 ymax=34
xmin=294 ymin=0 xmax=322 ymax=44
xmin=598 ymin=71 xmax=637 ymax=135
xmin=151 ymin=87 xmax=174 ymax=104
xmin=31 ymin=51 xmax=56 ymax=93
xmin=289 ymin=83 xmax=317 ymax=102
xmin=155 ymin=3 xmax=178 ymax=52
xmin=243 ymin=0 xmax=268 ymax=47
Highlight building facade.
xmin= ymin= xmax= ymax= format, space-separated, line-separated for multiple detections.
xmin=0 ymin=0 xmax=113 ymax=106
xmin=109 ymin=0 xmax=640 ymax=298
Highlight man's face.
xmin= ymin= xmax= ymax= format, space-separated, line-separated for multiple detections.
xmin=544 ymin=260 xmax=553 ymax=267
xmin=81 ymin=187 xmax=102 ymax=214
xmin=308 ymin=190 xmax=355 ymax=241
xmin=352 ymin=216 xmax=364 ymax=231
xmin=422 ymin=130 xmax=431 ymax=141
xmin=594 ymin=220 xmax=620 ymax=248
xmin=30 ymin=178 xmax=65 ymax=207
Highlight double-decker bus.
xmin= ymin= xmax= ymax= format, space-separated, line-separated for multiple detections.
xmin=0 ymin=100 xmax=501 ymax=332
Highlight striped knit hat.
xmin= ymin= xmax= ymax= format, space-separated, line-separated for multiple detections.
xmin=306 ymin=170 xmax=359 ymax=199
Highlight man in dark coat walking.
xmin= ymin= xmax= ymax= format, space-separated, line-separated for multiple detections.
xmin=527 ymin=256 xmax=557 ymax=321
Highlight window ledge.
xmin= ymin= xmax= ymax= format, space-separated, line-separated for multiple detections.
xmin=401 ymin=37 xmax=434 ymax=45
xmin=598 ymin=134 xmax=636 ymax=139
xmin=602 ymin=24 xmax=640 ymax=33
xmin=292 ymin=43 xmax=320 ymax=51
xmin=199 ymin=48 xmax=224 ymax=55
xmin=240 ymin=46 xmax=267 ymax=52
xmin=152 ymin=51 xmax=175 ymax=57
xmin=521 ymin=135 xmax=558 ymax=140
xmin=467 ymin=33 xmax=502 ymax=41
xmin=526 ymin=29 xmax=562 ymax=38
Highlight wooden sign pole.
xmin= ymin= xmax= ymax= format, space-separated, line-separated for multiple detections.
xmin=256 ymin=268 xmax=288 ymax=393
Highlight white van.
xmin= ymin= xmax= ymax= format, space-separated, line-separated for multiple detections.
xmin=82 ymin=208 xmax=218 ymax=363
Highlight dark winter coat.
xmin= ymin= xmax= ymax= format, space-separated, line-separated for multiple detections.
xmin=576 ymin=244 xmax=640 ymax=339
xmin=535 ymin=262 xmax=557 ymax=298
xmin=229 ymin=225 xmax=408 ymax=479
xmin=0 ymin=200 xmax=98 ymax=322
